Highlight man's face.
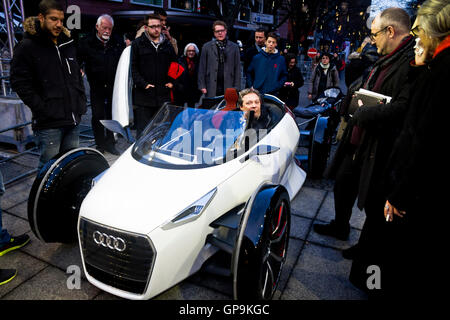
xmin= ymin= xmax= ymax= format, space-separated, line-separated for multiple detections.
xmin=38 ymin=9 xmax=64 ymax=39
xmin=265 ymin=37 xmax=277 ymax=53
xmin=240 ymin=93 xmax=261 ymax=119
xmin=321 ymin=55 xmax=330 ymax=65
xmin=146 ymin=18 xmax=162 ymax=40
xmin=214 ymin=25 xmax=227 ymax=41
xmin=288 ymin=58 xmax=296 ymax=69
xmin=371 ymin=17 xmax=390 ymax=55
xmin=159 ymin=15 xmax=167 ymax=28
xmin=96 ymin=18 xmax=113 ymax=41
xmin=255 ymin=32 xmax=266 ymax=47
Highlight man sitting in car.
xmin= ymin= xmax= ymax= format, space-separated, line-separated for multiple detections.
xmin=238 ymin=88 xmax=272 ymax=131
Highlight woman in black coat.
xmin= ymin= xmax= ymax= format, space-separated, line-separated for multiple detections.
xmin=173 ymin=43 xmax=202 ymax=108
xmin=382 ymin=0 xmax=450 ymax=298
xmin=278 ymin=53 xmax=304 ymax=110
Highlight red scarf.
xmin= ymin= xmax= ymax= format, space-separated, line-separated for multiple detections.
xmin=433 ymin=35 xmax=450 ymax=59
xmin=186 ymin=57 xmax=195 ymax=76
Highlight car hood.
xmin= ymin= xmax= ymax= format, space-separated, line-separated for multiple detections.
xmin=79 ymin=147 xmax=243 ymax=235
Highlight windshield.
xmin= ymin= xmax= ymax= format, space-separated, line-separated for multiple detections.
xmin=132 ymin=104 xmax=247 ymax=168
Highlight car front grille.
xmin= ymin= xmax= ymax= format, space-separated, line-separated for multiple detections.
xmin=79 ymin=218 xmax=156 ymax=295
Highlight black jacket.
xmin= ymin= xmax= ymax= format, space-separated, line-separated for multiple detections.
xmin=77 ymin=31 xmax=125 ymax=95
xmin=131 ymin=33 xmax=176 ymax=108
xmin=278 ymin=65 xmax=304 ymax=109
xmin=327 ymin=36 xmax=415 ymax=209
xmin=10 ymin=17 xmax=86 ymax=130
xmin=345 ymin=43 xmax=379 ymax=88
xmin=243 ymin=43 xmax=263 ymax=72
xmin=173 ymin=55 xmax=202 ymax=106
xmin=386 ymin=46 xmax=450 ymax=213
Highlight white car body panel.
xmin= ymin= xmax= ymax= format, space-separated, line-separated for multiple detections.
xmin=78 ymin=47 xmax=307 ymax=300
xmin=112 ymin=45 xmax=131 ymax=128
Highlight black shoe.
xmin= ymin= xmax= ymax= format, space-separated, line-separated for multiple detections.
xmin=104 ymin=145 xmax=120 ymax=155
xmin=0 ymin=269 xmax=17 ymax=286
xmin=313 ymin=220 xmax=349 ymax=241
xmin=342 ymin=244 xmax=361 ymax=260
xmin=0 ymin=234 xmax=30 ymax=257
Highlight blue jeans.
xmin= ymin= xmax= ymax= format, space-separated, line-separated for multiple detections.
xmin=0 ymin=169 xmax=11 ymax=246
xmin=35 ymin=125 xmax=80 ymax=170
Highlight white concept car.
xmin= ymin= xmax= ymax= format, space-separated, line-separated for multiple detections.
xmin=28 ymin=46 xmax=307 ymax=300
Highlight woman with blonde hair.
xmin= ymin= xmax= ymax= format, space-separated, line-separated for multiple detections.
xmin=381 ymin=0 xmax=450 ymax=299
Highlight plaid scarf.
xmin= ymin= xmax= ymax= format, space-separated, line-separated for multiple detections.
xmin=215 ymin=40 xmax=227 ymax=64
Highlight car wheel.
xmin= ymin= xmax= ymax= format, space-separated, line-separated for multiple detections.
xmin=28 ymin=148 xmax=109 ymax=243
xmin=258 ymin=197 xmax=290 ymax=299
xmin=233 ymin=187 xmax=290 ymax=300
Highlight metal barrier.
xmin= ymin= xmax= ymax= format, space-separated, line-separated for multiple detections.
xmin=1 ymin=123 xmax=95 ymax=187
xmin=0 ymin=57 xmax=14 ymax=97
xmin=298 ymin=60 xmax=313 ymax=82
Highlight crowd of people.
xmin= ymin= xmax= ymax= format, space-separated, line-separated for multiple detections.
xmin=1 ymin=0 xmax=449 ymax=300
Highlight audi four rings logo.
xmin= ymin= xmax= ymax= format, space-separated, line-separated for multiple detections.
xmin=93 ymin=231 xmax=126 ymax=252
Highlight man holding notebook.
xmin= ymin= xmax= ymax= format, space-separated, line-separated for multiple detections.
xmin=313 ymin=7 xmax=415 ymax=294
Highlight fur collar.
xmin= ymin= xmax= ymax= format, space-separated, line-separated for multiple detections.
xmin=23 ymin=16 xmax=71 ymax=38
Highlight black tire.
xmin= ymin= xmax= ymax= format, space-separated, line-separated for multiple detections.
xmin=234 ymin=189 xmax=291 ymax=300
xmin=28 ymin=148 xmax=109 ymax=243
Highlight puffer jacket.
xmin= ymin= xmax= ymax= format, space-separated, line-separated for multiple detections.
xmin=10 ymin=17 xmax=86 ymax=130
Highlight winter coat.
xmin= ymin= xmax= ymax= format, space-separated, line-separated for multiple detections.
xmin=10 ymin=17 xmax=86 ymax=130
xmin=77 ymin=31 xmax=125 ymax=96
xmin=198 ymin=39 xmax=241 ymax=98
xmin=386 ymin=43 xmax=450 ymax=213
xmin=173 ymin=55 xmax=202 ymax=106
xmin=243 ymin=43 xmax=263 ymax=72
xmin=326 ymin=36 xmax=415 ymax=209
xmin=246 ymin=49 xmax=287 ymax=95
xmin=278 ymin=65 xmax=304 ymax=109
xmin=131 ymin=33 xmax=177 ymax=108
xmin=308 ymin=64 xmax=339 ymax=99
xmin=345 ymin=43 xmax=379 ymax=88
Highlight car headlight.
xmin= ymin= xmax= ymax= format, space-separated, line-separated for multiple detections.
xmin=162 ymin=188 xmax=217 ymax=230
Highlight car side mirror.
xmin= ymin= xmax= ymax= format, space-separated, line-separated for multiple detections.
xmin=100 ymin=120 xmax=135 ymax=144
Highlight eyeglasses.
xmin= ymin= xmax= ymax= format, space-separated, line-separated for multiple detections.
xmin=214 ymin=29 xmax=226 ymax=34
xmin=410 ymin=25 xmax=422 ymax=37
xmin=186 ymin=50 xmax=196 ymax=52
xmin=148 ymin=25 xmax=162 ymax=29
xmin=369 ymin=26 xmax=388 ymax=41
